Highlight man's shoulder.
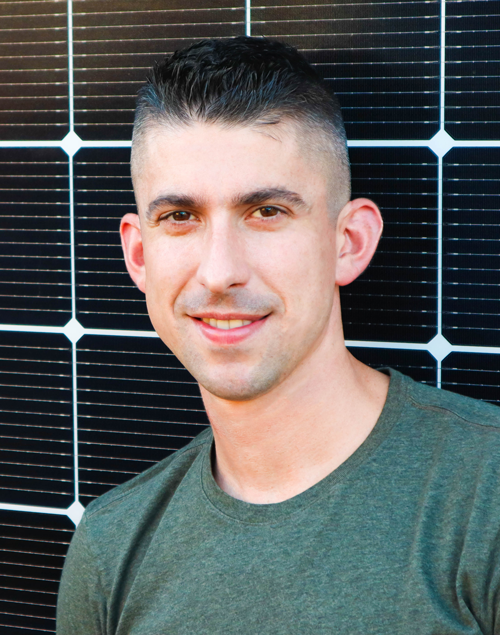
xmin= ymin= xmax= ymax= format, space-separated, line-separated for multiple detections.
xmin=402 ymin=371 xmax=500 ymax=432
xmin=83 ymin=426 xmax=212 ymax=525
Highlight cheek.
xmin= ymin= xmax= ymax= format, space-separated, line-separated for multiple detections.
xmin=143 ymin=238 xmax=194 ymax=309
xmin=255 ymin=229 xmax=337 ymax=311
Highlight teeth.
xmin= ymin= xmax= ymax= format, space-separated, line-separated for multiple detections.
xmin=201 ymin=318 xmax=253 ymax=329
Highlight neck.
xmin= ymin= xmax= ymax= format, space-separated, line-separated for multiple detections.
xmin=200 ymin=338 xmax=389 ymax=505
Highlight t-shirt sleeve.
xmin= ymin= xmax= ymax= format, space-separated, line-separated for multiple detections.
xmin=56 ymin=515 xmax=107 ymax=635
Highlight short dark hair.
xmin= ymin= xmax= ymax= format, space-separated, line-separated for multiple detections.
xmin=132 ymin=37 xmax=350 ymax=206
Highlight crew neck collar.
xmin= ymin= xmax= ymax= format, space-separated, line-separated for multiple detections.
xmin=201 ymin=368 xmax=408 ymax=525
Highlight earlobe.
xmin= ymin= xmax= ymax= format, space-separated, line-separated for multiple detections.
xmin=120 ymin=213 xmax=147 ymax=293
xmin=335 ymin=198 xmax=383 ymax=287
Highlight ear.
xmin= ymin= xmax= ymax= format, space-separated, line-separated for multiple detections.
xmin=120 ymin=213 xmax=147 ymax=293
xmin=335 ymin=198 xmax=383 ymax=286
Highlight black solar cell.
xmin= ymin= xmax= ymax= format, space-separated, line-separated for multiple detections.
xmin=77 ymin=334 xmax=208 ymax=504
xmin=0 ymin=149 xmax=71 ymax=326
xmin=0 ymin=332 xmax=73 ymax=508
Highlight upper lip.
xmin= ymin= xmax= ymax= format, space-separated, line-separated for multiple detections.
xmin=189 ymin=313 xmax=268 ymax=321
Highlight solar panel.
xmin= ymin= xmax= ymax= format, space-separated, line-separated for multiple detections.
xmin=1 ymin=1 xmax=499 ymax=632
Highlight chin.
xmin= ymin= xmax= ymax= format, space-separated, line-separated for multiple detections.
xmin=197 ymin=367 xmax=282 ymax=402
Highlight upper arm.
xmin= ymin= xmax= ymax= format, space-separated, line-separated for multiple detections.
xmin=56 ymin=517 xmax=107 ymax=635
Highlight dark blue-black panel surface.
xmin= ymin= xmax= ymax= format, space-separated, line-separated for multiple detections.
xmin=0 ymin=1 xmax=69 ymax=141
xmin=0 ymin=511 xmax=73 ymax=635
xmin=77 ymin=334 xmax=208 ymax=505
xmin=74 ymin=147 xmax=150 ymax=330
xmin=73 ymin=0 xmax=246 ymax=140
xmin=0 ymin=332 xmax=73 ymax=508
xmin=443 ymin=148 xmax=500 ymax=347
xmin=0 ymin=148 xmax=71 ymax=326
xmin=253 ymin=0 xmax=440 ymax=140
xmin=342 ymin=147 xmax=438 ymax=343
xmin=446 ymin=0 xmax=500 ymax=140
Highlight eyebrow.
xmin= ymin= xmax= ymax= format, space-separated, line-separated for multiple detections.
xmin=146 ymin=194 xmax=202 ymax=220
xmin=145 ymin=187 xmax=308 ymax=220
xmin=233 ymin=188 xmax=308 ymax=209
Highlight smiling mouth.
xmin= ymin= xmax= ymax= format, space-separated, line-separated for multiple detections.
xmin=200 ymin=318 xmax=253 ymax=330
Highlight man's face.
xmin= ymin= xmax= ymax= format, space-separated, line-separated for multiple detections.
xmin=129 ymin=121 xmax=345 ymax=401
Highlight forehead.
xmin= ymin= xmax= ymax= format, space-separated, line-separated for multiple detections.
xmin=132 ymin=121 xmax=331 ymax=213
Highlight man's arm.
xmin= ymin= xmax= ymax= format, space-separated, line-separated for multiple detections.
xmin=57 ymin=516 xmax=107 ymax=635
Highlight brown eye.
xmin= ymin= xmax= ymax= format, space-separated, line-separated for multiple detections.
xmin=253 ymin=206 xmax=280 ymax=218
xmin=169 ymin=211 xmax=192 ymax=222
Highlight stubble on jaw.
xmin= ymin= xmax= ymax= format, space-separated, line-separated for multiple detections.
xmin=169 ymin=287 xmax=288 ymax=402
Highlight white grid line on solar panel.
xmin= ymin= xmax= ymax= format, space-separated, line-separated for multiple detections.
xmin=0 ymin=29 xmax=66 ymax=35
xmin=252 ymin=2 xmax=434 ymax=7
xmin=0 ymin=437 xmax=71 ymax=451
xmin=0 ymin=622 xmax=54 ymax=633
xmin=0 ymin=576 xmax=60 ymax=591
xmin=78 ymin=373 xmax=196 ymax=386
xmin=1 ymin=418 xmax=70 ymax=431
xmin=0 ymin=570 xmax=61 ymax=586
xmin=0 ymin=281 xmax=70 ymax=287
xmin=247 ymin=31 xmax=439 ymax=40
xmin=72 ymin=34 xmax=244 ymax=47
xmin=2 ymin=459 xmax=72 ymax=474
xmin=0 ymin=589 xmax=57 ymax=604
xmin=0 ymin=624 xmax=54 ymax=633
xmin=78 ymin=399 xmax=205 ymax=413
xmin=0 ymin=558 xmax=62 ymax=574
xmin=0 ymin=522 xmax=70 ymax=537
xmin=78 ymin=424 xmax=201 ymax=438
xmin=2 ymin=140 xmax=498 ymax=149
xmin=0 ymin=42 xmax=65 ymax=49
xmin=0 ymin=485 xmax=70 ymax=497
xmin=73 ymin=7 xmax=244 ymax=18
xmin=0 ymin=586 xmax=57 ymax=600
xmin=76 ymin=436 xmax=191 ymax=451
xmin=77 ymin=348 xmax=229 ymax=359
xmin=79 ymin=411 xmax=206 ymax=426
xmin=76 ymin=285 xmax=139 ymax=291
xmin=73 ymin=21 xmax=244 ymax=32
xmin=0 ymin=410 xmax=69 ymax=420
xmin=0 ymin=12 xmax=66 ymax=20
xmin=0 ymin=0 xmax=66 ymax=5
xmin=78 ymin=450 xmax=180 ymax=463
xmin=252 ymin=18 xmax=439 ymax=28
xmin=0 ymin=504 xmax=69 ymax=517
xmin=78 ymin=383 xmax=201 ymax=397
xmin=77 ymin=471 xmax=162 ymax=481
xmin=1 ymin=473 xmax=73 ymax=487
xmin=0 ymin=378 xmax=69 ymax=390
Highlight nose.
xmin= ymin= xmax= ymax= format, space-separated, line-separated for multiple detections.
xmin=196 ymin=220 xmax=250 ymax=294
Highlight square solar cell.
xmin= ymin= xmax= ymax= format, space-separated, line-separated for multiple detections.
xmin=0 ymin=511 xmax=73 ymax=635
xmin=0 ymin=148 xmax=71 ymax=326
xmin=446 ymin=1 xmax=500 ymax=140
xmin=77 ymin=334 xmax=208 ymax=504
xmin=442 ymin=352 xmax=500 ymax=406
xmin=74 ymin=147 xmax=151 ymax=330
xmin=0 ymin=332 xmax=73 ymax=509
xmin=341 ymin=147 xmax=438 ymax=343
xmin=73 ymin=0 xmax=245 ymax=140
xmin=347 ymin=346 xmax=437 ymax=386
xmin=442 ymin=148 xmax=500 ymax=347
xmin=253 ymin=0 xmax=440 ymax=140
xmin=0 ymin=1 xmax=69 ymax=141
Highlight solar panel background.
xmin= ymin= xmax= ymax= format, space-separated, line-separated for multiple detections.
xmin=0 ymin=1 xmax=499 ymax=632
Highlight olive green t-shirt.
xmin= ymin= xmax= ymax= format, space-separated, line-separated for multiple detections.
xmin=57 ymin=369 xmax=500 ymax=634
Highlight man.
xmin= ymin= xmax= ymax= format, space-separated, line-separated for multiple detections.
xmin=57 ymin=37 xmax=500 ymax=634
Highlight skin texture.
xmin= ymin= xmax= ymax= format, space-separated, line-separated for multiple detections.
xmin=121 ymin=120 xmax=388 ymax=503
